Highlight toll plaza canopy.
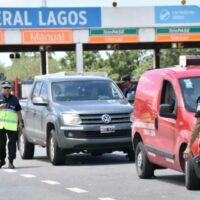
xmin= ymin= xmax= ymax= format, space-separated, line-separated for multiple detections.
xmin=0 ymin=5 xmax=200 ymax=72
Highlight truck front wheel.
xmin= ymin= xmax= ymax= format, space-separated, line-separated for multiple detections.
xmin=18 ymin=131 xmax=34 ymax=159
xmin=135 ymin=142 xmax=154 ymax=178
xmin=47 ymin=129 xmax=65 ymax=165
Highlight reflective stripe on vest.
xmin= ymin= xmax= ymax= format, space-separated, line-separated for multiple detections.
xmin=0 ymin=109 xmax=18 ymax=131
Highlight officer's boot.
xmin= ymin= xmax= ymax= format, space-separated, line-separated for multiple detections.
xmin=0 ymin=160 xmax=6 ymax=168
xmin=8 ymin=160 xmax=15 ymax=169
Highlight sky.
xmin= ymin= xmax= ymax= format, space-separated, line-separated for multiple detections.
xmin=0 ymin=0 xmax=199 ymax=66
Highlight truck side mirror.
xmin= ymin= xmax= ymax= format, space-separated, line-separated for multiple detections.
xmin=32 ymin=97 xmax=48 ymax=106
xmin=159 ymin=104 xmax=176 ymax=119
xmin=127 ymin=91 xmax=135 ymax=103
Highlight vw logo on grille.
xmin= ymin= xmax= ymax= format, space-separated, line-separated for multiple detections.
xmin=101 ymin=114 xmax=111 ymax=124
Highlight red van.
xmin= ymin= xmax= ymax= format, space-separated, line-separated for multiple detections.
xmin=132 ymin=55 xmax=200 ymax=190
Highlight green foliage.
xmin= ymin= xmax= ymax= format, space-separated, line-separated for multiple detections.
xmin=2 ymin=48 xmax=200 ymax=82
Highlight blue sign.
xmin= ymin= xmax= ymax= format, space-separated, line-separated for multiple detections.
xmin=0 ymin=8 xmax=101 ymax=29
xmin=155 ymin=6 xmax=200 ymax=24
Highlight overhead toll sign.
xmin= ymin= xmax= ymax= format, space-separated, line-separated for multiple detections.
xmin=155 ymin=6 xmax=200 ymax=24
xmin=0 ymin=7 xmax=101 ymax=29
xmin=156 ymin=27 xmax=200 ymax=42
xmin=0 ymin=30 xmax=4 ymax=44
xmin=89 ymin=28 xmax=139 ymax=43
xmin=22 ymin=29 xmax=72 ymax=44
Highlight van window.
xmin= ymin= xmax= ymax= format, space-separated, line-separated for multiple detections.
xmin=160 ymin=81 xmax=177 ymax=114
xmin=179 ymin=77 xmax=200 ymax=112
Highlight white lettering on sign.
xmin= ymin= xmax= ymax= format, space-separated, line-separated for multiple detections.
xmin=0 ymin=10 xmax=32 ymax=26
xmin=68 ymin=11 xmax=78 ymax=25
xmin=30 ymin=32 xmax=65 ymax=42
xmin=0 ymin=9 xmax=88 ymax=27
xmin=47 ymin=11 xmax=57 ymax=26
xmin=38 ymin=11 xmax=46 ymax=26
xmin=3 ymin=11 xmax=12 ymax=26
xmin=57 ymin=11 xmax=67 ymax=25
xmin=79 ymin=11 xmax=87 ymax=25
xmin=38 ymin=10 xmax=87 ymax=26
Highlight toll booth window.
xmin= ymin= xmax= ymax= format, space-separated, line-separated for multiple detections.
xmin=179 ymin=77 xmax=200 ymax=112
xmin=160 ymin=81 xmax=177 ymax=114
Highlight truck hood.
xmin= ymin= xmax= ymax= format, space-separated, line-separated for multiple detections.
xmin=52 ymin=99 xmax=133 ymax=114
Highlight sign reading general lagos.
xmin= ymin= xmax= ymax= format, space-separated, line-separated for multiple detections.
xmin=0 ymin=8 xmax=101 ymax=29
xmin=0 ymin=30 xmax=3 ymax=44
xmin=155 ymin=6 xmax=200 ymax=24
xmin=89 ymin=28 xmax=139 ymax=43
xmin=156 ymin=27 xmax=200 ymax=42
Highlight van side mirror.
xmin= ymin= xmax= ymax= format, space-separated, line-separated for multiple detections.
xmin=127 ymin=91 xmax=135 ymax=103
xmin=32 ymin=97 xmax=48 ymax=106
xmin=159 ymin=104 xmax=176 ymax=119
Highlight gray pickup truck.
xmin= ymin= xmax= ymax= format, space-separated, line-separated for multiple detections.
xmin=19 ymin=74 xmax=133 ymax=165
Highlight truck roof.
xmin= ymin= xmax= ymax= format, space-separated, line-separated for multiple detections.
xmin=147 ymin=66 xmax=200 ymax=79
xmin=34 ymin=75 xmax=111 ymax=82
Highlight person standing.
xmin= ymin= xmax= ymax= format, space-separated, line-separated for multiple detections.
xmin=120 ymin=75 xmax=137 ymax=97
xmin=0 ymin=81 xmax=23 ymax=169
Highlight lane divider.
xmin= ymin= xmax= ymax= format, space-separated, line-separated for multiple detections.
xmin=41 ymin=180 xmax=61 ymax=185
xmin=66 ymin=187 xmax=88 ymax=193
xmin=20 ymin=174 xmax=36 ymax=178
xmin=3 ymin=169 xmax=17 ymax=173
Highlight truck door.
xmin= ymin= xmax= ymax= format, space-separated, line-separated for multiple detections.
xmin=156 ymin=80 xmax=177 ymax=162
xmin=25 ymin=81 xmax=42 ymax=139
xmin=33 ymin=82 xmax=49 ymax=142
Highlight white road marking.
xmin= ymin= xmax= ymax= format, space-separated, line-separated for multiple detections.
xmin=66 ymin=187 xmax=88 ymax=193
xmin=41 ymin=180 xmax=61 ymax=185
xmin=3 ymin=169 xmax=17 ymax=173
xmin=98 ymin=198 xmax=117 ymax=200
xmin=20 ymin=174 xmax=36 ymax=178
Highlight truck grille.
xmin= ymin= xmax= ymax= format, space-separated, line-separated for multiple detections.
xmin=64 ymin=130 xmax=131 ymax=139
xmin=79 ymin=113 xmax=131 ymax=125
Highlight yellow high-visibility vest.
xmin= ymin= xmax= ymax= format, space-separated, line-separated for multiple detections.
xmin=0 ymin=109 xmax=18 ymax=131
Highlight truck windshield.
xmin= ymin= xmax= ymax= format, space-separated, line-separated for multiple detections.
xmin=51 ymin=80 xmax=124 ymax=102
xmin=179 ymin=77 xmax=200 ymax=112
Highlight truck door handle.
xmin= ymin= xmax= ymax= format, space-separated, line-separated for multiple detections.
xmin=155 ymin=117 xmax=158 ymax=130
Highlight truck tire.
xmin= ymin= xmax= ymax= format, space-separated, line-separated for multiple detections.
xmin=48 ymin=129 xmax=65 ymax=165
xmin=135 ymin=142 xmax=154 ymax=178
xmin=18 ymin=131 xmax=34 ymax=159
xmin=185 ymin=157 xmax=200 ymax=190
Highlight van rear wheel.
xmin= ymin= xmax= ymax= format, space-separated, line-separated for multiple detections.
xmin=185 ymin=157 xmax=200 ymax=190
xmin=135 ymin=142 xmax=154 ymax=178
xmin=47 ymin=129 xmax=65 ymax=165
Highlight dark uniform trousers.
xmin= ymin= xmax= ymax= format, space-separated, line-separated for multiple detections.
xmin=0 ymin=129 xmax=18 ymax=161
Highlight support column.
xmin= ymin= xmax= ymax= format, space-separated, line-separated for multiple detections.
xmin=154 ymin=48 xmax=160 ymax=69
xmin=76 ymin=43 xmax=83 ymax=73
xmin=40 ymin=50 xmax=48 ymax=75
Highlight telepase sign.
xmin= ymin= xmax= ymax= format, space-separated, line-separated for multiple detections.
xmin=0 ymin=8 xmax=101 ymax=29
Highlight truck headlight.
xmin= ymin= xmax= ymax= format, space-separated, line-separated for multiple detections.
xmin=61 ymin=113 xmax=81 ymax=125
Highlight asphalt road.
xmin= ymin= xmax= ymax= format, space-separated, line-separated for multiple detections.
xmin=0 ymin=147 xmax=200 ymax=200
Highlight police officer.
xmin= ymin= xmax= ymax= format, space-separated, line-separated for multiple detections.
xmin=0 ymin=81 xmax=23 ymax=169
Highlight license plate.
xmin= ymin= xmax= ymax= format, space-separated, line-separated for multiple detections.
xmin=100 ymin=126 xmax=115 ymax=133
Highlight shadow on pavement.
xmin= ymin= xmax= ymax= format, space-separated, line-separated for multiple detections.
xmin=34 ymin=153 xmax=133 ymax=166
xmin=154 ymin=174 xmax=185 ymax=187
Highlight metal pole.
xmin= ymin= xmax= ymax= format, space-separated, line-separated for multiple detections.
xmin=76 ymin=43 xmax=84 ymax=73
xmin=153 ymin=48 xmax=160 ymax=69
xmin=40 ymin=50 xmax=47 ymax=75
